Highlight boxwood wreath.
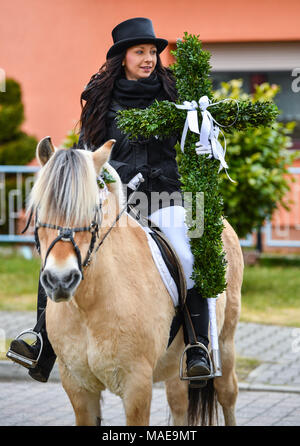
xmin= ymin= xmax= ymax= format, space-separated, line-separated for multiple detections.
xmin=117 ymin=33 xmax=279 ymax=299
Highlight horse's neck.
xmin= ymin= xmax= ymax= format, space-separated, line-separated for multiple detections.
xmin=73 ymin=206 xmax=144 ymax=311
xmin=100 ymin=191 xmax=124 ymax=229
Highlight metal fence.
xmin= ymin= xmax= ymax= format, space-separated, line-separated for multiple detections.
xmin=0 ymin=165 xmax=39 ymax=243
xmin=0 ymin=165 xmax=300 ymax=249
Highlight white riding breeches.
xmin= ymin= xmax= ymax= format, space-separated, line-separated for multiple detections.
xmin=149 ymin=205 xmax=195 ymax=290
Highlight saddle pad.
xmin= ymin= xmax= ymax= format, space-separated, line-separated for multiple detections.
xmin=143 ymin=226 xmax=179 ymax=307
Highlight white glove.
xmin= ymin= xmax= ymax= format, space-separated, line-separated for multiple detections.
xmin=127 ymin=173 xmax=144 ymax=191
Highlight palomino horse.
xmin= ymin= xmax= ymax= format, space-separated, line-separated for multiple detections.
xmin=29 ymin=136 xmax=243 ymax=426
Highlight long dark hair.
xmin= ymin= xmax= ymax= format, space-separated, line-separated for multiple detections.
xmin=79 ymin=52 xmax=177 ymax=147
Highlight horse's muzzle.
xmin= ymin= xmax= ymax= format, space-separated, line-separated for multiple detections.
xmin=41 ymin=268 xmax=82 ymax=302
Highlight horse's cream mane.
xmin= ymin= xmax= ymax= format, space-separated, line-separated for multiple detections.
xmin=28 ymin=148 xmax=124 ymax=227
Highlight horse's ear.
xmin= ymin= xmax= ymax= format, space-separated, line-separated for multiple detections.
xmin=36 ymin=136 xmax=55 ymax=166
xmin=92 ymin=139 xmax=116 ymax=173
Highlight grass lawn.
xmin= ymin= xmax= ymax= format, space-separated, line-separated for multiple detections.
xmin=241 ymin=263 xmax=300 ymax=327
xmin=0 ymin=250 xmax=40 ymax=311
xmin=235 ymin=356 xmax=261 ymax=382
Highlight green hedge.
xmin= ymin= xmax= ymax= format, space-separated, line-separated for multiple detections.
xmin=0 ymin=78 xmax=37 ymax=164
xmin=0 ymin=78 xmax=38 ymax=234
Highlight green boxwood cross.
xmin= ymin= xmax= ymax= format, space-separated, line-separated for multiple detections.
xmin=117 ymin=33 xmax=279 ymax=299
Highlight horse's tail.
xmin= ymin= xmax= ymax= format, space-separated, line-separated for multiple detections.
xmin=187 ymin=379 xmax=218 ymax=426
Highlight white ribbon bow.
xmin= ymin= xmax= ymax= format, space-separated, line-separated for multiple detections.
xmin=175 ymin=95 xmax=239 ymax=182
xmin=175 ymin=100 xmax=200 ymax=151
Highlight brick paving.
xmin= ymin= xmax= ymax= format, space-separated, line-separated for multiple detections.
xmin=1 ymin=380 xmax=300 ymax=426
xmin=1 ymin=312 xmax=300 ymax=426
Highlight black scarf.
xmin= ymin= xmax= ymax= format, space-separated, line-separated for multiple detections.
xmin=112 ymin=72 xmax=166 ymax=108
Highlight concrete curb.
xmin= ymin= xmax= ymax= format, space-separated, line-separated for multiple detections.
xmin=238 ymin=381 xmax=300 ymax=394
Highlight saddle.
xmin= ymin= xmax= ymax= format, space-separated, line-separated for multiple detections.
xmin=130 ymin=209 xmax=221 ymax=382
xmin=128 ymin=206 xmax=187 ymax=348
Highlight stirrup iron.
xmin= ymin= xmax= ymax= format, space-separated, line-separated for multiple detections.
xmin=179 ymin=342 xmax=215 ymax=382
xmin=6 ymin=329 xmax=43 ymax=369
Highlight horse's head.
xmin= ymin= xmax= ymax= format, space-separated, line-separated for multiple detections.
xmin=30 ymin=136 xmax=119 ymax=303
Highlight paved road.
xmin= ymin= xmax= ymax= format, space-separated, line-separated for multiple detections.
xmin=1 ymin=312 xmax=300 ymax=426
xmin=1 ymin=379 xmax=300 ymax=427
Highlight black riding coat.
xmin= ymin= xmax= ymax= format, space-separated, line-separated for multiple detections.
xmin=78 ymin=75 xmax=182 ymax=215
xmin=107 ymin=100 xmax=181 ymax=189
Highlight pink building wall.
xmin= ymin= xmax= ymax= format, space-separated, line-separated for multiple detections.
xmin=1 ymin=0 xmax=300 ymax=146
xmin=1 ymin=0 xmax=300 ymax=250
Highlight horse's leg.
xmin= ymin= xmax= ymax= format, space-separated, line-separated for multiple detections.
xmin=216 ymin=220 xmax=242 ymax=426
xmin=213 ymin=336 xmax=238 ymax=426
xmin=59 ymin=363 xmax=102 ymax=426
xmin=123 ymin=363 xmax=153 ymax=426
xmin=165 ymin=375 xmax=188 ymax=426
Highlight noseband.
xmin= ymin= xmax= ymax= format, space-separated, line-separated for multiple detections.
xmin=36 ymin=220 xmax=100 ymax=279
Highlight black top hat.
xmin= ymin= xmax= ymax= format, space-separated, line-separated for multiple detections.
xmin=106 ymin=17 xmax=168 ymax=59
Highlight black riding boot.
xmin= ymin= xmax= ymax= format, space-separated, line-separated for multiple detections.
xmin=183 ymin=287 xmax=210 ymax=383
xmin=7 ymin=277 xmax=56 ymax=383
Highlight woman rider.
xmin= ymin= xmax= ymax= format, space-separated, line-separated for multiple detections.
xmin=7 ymin=17 xmax=210 ymax=385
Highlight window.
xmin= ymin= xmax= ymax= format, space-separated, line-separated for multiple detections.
xmin=211 ymin=71 xmax=300 ymax=145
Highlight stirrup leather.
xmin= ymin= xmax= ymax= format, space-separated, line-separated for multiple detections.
xmin=179 ymin=342 xmax=214 ymax=382
xmin=6 ymin=329 xmax=43 ymax=369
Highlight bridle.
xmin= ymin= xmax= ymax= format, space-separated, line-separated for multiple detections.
xmin=23 ymin=204 xmax=102 ymax=279
xmin=22 ymin=174 xmax=144 ymax=280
